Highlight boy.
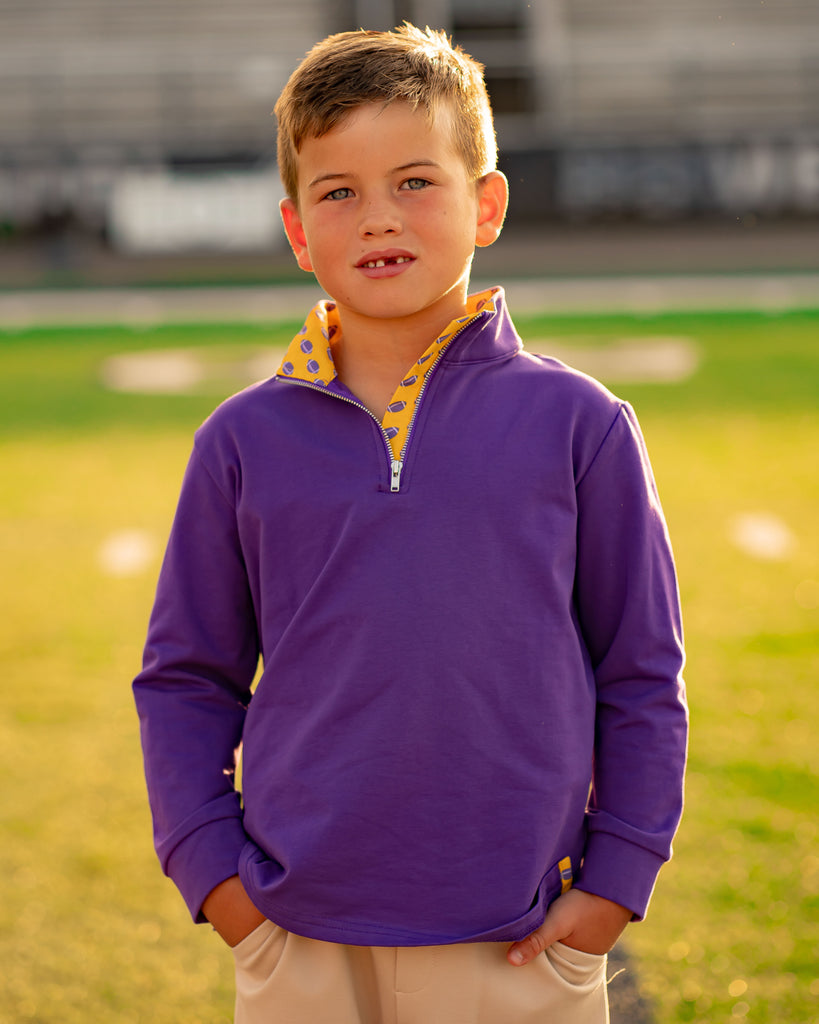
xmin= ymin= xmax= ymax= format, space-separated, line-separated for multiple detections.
xmin=134 ymin=24 xmax=687 ymax=1024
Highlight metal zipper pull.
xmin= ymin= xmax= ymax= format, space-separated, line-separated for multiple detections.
xmin=390 ymin=460 xmax=404 ymax=493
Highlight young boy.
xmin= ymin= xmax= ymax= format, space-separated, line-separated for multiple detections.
xmin=134 ymin=24 xmax=687 ymax=1024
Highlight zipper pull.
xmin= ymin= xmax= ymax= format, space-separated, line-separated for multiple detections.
xmin=390 ymin=459 xmax=404 ymax=493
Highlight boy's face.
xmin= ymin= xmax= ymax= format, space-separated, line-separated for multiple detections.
xmin=280 ymin=101 xmax=507 ymax=333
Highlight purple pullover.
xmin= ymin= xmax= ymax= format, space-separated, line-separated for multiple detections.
xmin=133 ymin=290 xmax=687 ymax=946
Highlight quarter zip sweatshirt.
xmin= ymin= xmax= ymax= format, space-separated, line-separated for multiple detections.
xmin=134 ymin=289 xmax=687 ymax=947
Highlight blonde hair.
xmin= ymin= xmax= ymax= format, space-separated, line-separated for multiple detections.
xmin=274 ymin=23 xmax=497 ymax=201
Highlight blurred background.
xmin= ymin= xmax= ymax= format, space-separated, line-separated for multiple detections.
xmin=1 ymin=5 xmax=818 ymax=1024
xmin=2 ymin=0 xmax=819 ymax=289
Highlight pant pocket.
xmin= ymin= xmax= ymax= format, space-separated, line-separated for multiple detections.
xmin=232 ymin=919 xmax=285 ymax=978
xmin=544 ymin=941 xmax=607 ymax=990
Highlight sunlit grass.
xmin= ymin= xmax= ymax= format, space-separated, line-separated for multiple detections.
xmin=1 ymin=309 xmax=817 ymax=1022
xmin=624 ymin=410 xmax=819 ymax=1024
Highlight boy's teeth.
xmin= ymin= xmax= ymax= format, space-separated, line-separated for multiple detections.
xmin=364 ymin=256 xmax=409 ymax=268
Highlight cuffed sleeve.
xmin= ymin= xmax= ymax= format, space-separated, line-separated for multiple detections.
xmin=133 ymin=440 xmax=260 ymax=920
xmin=163 ymin=798 xmax=251 ymax=921
xmin=574 ymin=404 xmax=688 ymax=918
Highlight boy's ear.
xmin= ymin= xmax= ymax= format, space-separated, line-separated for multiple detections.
xmin=475 ymin=171 xmax=509 ymax=249
xmin=280 ymin=197 xmax=314 ymax=272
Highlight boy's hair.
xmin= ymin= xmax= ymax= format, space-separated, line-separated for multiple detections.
xmin=274 ymin=23 xmax=497 ymax=201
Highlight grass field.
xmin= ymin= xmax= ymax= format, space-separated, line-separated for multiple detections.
xmin=1 ymin=305 xmax=817 ymax=1023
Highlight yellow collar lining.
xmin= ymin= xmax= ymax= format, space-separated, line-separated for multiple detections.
xmin=277 ymin=288 xmax=500 ymax=457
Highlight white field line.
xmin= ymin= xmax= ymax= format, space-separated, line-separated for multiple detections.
xmin=2 ymin=273 xmax=819 ymax=328
xmin=728 ymin=512 xmax=797 ymax=561
xmin=99 ymin=335 xmax=699 ymax=396
xmin=97 ymin=529 xmax=157 ymax=577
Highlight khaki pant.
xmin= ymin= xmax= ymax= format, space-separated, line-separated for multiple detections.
xmin=232 ymin=921 xmax=609 ymax=1024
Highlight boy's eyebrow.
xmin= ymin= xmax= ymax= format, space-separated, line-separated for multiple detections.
xmin=392 ymin=160 xmax=442 ymax=173
xmin=307 ymin=172 xmax=351 ymax=190
xmin=307 ymin=160 xmax=442 ymax=190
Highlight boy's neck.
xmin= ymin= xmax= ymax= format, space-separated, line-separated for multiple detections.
xmin=331 ymin=295 xmax=470 ymax=418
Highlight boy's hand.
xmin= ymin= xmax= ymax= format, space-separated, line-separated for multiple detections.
xmin=202 ymin=875 xmax=267 ymax=948
xmin=507 ymin=889 xmax=632 ymax=966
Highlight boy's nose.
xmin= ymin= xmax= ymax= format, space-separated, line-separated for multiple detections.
xmin=358 ymin=199 xmax=402 ymax=237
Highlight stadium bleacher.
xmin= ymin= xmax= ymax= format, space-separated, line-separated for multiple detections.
xmin=0 ymin=0 xmax=817 ymax=236
xmin=0 ymin=0 xmax=330 ymax=157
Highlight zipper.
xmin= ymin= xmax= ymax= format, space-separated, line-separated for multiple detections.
xmin=278 ymin=313 xmax=483 ymax=493
xmin=389 ymin=314 xmax=479 ymax=488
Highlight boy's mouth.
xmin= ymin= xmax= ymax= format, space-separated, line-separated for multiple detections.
xmin=360 ymin=256 xmax=412 ymax=269
xmin=356 ymin=250 xmax=415 ymax=275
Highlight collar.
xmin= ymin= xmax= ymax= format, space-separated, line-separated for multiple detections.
xmin=275 ymin=287 xmax=517 ymax=458
xmin=276 ymin=287 xmax=504 ymax=389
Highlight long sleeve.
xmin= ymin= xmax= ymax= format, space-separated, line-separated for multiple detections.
xmin=573 ymin=403 xmax=688 ymax=919
xmin=133 ymin=443 xmax=260 ymax=921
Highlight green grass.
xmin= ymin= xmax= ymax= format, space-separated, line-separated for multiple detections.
xmin=1 ymin=308 xmax=817 ymax=1023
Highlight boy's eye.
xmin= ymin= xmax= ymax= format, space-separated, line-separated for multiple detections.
xmin=401 ymin=177 xmax=431 ymax=191
xmin=324 ymin=187 xmax=353 ymax=201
